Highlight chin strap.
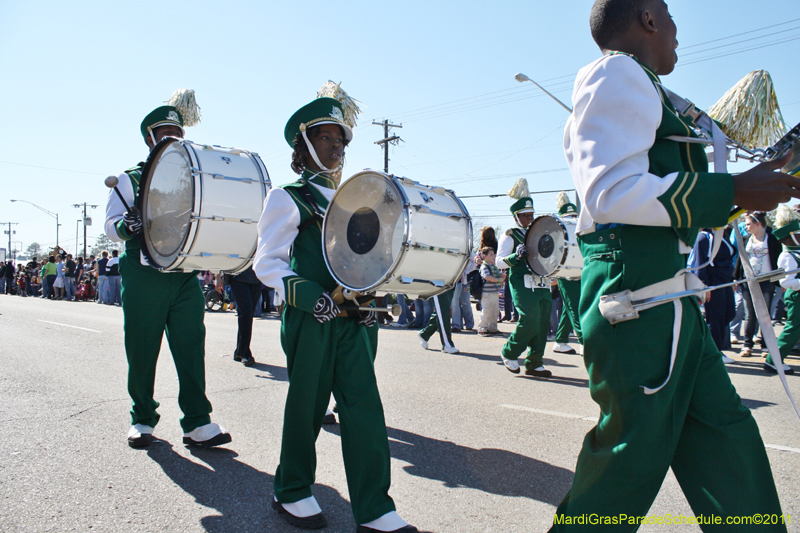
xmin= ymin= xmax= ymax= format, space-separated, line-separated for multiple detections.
xmin=301 ymin=129 xmax=342 ymax=174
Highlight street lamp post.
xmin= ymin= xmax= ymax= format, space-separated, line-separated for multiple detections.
xmin=514 ymin=73 xmax=573 ymax=113
xmin=9 ymin=199 xmax=60 ymax=247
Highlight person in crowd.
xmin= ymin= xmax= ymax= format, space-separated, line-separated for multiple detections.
xmin=695 ymin=227 xmax=736 ymax=361
xmin=253 ymin=85 xmax=414 ymax=532
xmin=64 ymin=254 xmax=77 ymax=301
xmin=452 ymin=251 xmax=477 ymax=332
xmin=734 ymin=211 xmax=781 ymax=357
xmin=477 ymin=247 xmax=505 ymax=336
xmin=390 ymin=293 xmax=415 ymax=328
xmin=0 ymin=261 xmax=6 ymax=294
xmin=105 ymin=249 xmax=122 ymax=305
xmin=106 ymin=93 xmax=231 ymax=449
xmin=96 ymin=251 xmax=109 ymax=304
xmin=53 ymin=255 xmax=65 ymax=300
xmin=43 ymin=256 xmax=57 ymax=299
xmin=25 ymin=257 xmax=39 ymax=296
xmin=217 ymin=267 xmax=261 ymax=367
xmin=551 ymin=0 xmax=791 ymax=527
xmin=4 ymin=261 xmax=15 ymax=295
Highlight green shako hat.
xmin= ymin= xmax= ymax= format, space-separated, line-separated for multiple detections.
xmin=284 ymin=81 xmax=362 ymax=148
xmin=773 ymin=204 xmax=800 ymax=241
xmin=510 ymin=197 xmax=534 ymax=215
xmin=139 ymin=89 xmax=202 ymax=142
xmin=140 ymin=106 xmax=183 ymax=140
xmin=284 ymin=97 xmax=352 ymax=147
xmin=558 ymin=203 xmax=578 ymax=216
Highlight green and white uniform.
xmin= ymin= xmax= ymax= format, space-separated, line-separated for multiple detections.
xmin=105 ymin=163 xmax=213 ymax=433
xmin=253 ymin=169 xmax=392 ymax=525
xmin=553 ymin=53 xmax=784 ymax=529
xmin=771 ymin=248 xmax=800 ymax=368
xmin=554 ymin=278 xmax=582 ymax=345
xmin=497 ymin=227 xmax=552 ymax=370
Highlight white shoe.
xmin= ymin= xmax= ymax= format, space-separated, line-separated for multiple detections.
xmin=764 ymin=361 xmax=794 ymax=374
xmin=442 ymin=345 xmax=459 ymax=354
xmin=359 ymin=511 xmax=410 ymax=531
xmin=183 ymin=422 xmax=232 ymax=448
xmin=127 ymin=424 xmax=154 ymax=448
xmin=730 ymin=336 xmax=742 ymax=345
xmin=553 ymin=343 xmax=577 ymax=355
xmin=418 ymin=332 xmax=429 ymax=350
xmin=721 ymin=355 xmax=735 ymax=365
xmin=503 ymin=357 xmax=520 ymax=374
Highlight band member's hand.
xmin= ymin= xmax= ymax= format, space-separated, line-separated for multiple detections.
xmin=313 ymin=292 xmax=340 ymax=323
xmin=732 ymin=152 xmax=797 ymax=211
xmin=123 ymin=212 xmax=143 ymax=235
xmin=516 ymin=244 xmax=527 ymax=258
xmin=358 ymin=310 xmax=377 ymax=327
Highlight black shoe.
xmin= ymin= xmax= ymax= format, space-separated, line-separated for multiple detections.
xmin=356 ymin=526 xmax=418 ymax=532
xmin=242 ymin=356 xmax=255 ymax=367
xmin=233 ymin=354 xmax=242 ymax=362
xmin=763 ymin=362 xmax=795 ymax=375
xmin=272 ymin=499 xmax=327 ymax=529
xmin=332 ymin=404 xmax=338 ymax=413
xmin=127 ymin=433 xmax=153 ymax=448
xmin=525 ymin=367 xmax=552 ymax=378
xmin=323 ymin=412 xmax=337 ymax=425
xmin=183 ymin=432 xmax=232 ymax=448
xmin=452 ymin=327 xmax=461 ymax=333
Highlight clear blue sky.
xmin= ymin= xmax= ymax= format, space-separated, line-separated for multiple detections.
xmin=2 ymin=1 xmax=798 ymax=257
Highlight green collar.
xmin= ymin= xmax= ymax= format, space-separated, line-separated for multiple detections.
xmin=302 ymin=169 xmax=337 ymax=190
xmin=608 ymin=51 xmax=661 ymax=84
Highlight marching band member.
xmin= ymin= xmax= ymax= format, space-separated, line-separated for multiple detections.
xmin=766 ymin=205 xmax=798 ymax=375
xmin=497 ymin=180 xmax=553 ymax=378
xmin=105 ymin=90 xmax=232 ymax=449
xmin=552 ymin=194 xmax=582 ymax=355
xmin=253 ymin=83 xmax=416 ymax=532
xmin=551 ymin=0 xmax=793 ymax=528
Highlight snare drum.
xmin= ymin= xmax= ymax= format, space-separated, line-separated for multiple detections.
xmin=322 ymin=170 xmax=472 ymax=298
xmin=525 ymin=215 xmax=583 ymax=279
xmin=137 ymin=137 xmax=271 ymax=273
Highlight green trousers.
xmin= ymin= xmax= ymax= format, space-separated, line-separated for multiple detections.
xmin=501 ymin=275 xmax=552 ymax=369
xmin=769 ymin=288 xmax=799 ymax=366
xmin=120 ymin=252 xmax=212 ymax=433
xmin=420 ymin=289 xmax=454 ymax=348
xmin=275 ymin=306 xmax=393 ymax=525
xmin=552 ymin=227 xmax=784 ymax=532
xmin=555 ymin=279 xmax=582 ymax=345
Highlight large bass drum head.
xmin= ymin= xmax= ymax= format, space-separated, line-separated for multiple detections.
xmin=323 ymin=171 xmax=406 ymax=291
xmin=525 ymin=215 xmax=566 ymax=277
xmin=139 ymin=138 xmax=194 ymax=268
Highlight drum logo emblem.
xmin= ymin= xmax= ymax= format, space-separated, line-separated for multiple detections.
xmin=220 ymin=156 xmax=231 ymax=164
xmin=420 ymin=192 xmax=434 ymax=203
xmin=330 ymin=107 xmax=344 ymax=121
xmin=167 ymin=110 xmax=180 ymax=122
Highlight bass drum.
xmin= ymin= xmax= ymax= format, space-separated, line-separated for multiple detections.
xmin=137 ymin=137 xmax=270 ymax=273
xmin=525 ymin=215 xmax=582 ymax=279
xmin=322 ymin=170 xmax=472 ymax=298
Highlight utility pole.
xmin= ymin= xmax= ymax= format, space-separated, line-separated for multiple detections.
xmin=372 ymin=120 xmax=403 ymax=173
xmin=73 ymin=203 xmax=98 ymax=259
xmin=1 ymin=222 xmax=19 ymax=260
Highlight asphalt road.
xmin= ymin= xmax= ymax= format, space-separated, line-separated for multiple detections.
xmin=1 ymin=295 xmax=798 ymax=532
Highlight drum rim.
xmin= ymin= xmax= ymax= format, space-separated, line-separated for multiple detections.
xmin=137 ymin=136 xmax=196 ymax=270
xmin=322 ymin=170 xmax=412 ymax=293
xmin=525 ymin=214 xmax=570 ymax=277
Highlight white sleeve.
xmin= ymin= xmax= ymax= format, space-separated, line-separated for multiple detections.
xmin=105 ymin=172 xmax=134 ymax=243
xmin=253 ymin=188 xmax=301 ymax=303
xmin=778 ymin=252 xmax=800 ymax=291
xmin=565 ymin=55 xmax=676 ymax=234
xmin=496 ymin=232 xmax=515 ymax=270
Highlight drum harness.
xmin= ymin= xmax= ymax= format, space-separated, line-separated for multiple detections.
xmin=597 ymin=85 xmax=799 ymax=419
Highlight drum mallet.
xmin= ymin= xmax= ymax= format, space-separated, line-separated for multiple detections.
xmin=105 ymin=175 xmax=140 ymax=216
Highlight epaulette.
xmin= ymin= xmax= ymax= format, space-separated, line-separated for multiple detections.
xmin=504 ymin=228 xmax=515 ymax=237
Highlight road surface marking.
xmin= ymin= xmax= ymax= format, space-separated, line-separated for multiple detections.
xmin=38 ymin=320 xmax=101 ymax=333
xmin=500 ymin=404 xmax=597 ymax=422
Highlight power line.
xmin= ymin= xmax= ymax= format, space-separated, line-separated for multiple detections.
xmin=680 ymin=25 xmax=800 ymax=57
xmin=679 ymin=17 xmax=800 ymax=50
xmin=679 ymin=35 xmax=800 ymax=67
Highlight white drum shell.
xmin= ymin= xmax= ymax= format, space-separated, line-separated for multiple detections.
xmin=323 ymin=171 xmax=472 ymax=299
xmin=140 ymin=139 xmax=270 ymax=273
xmin=525 ymin=215 xmax=583 ymax=280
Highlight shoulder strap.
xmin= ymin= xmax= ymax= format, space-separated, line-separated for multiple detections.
xmin=294 ymin=184 xmax=324 ymax=233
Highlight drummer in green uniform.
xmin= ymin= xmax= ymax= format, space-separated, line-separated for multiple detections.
xmin=253 ymin=83 xmax=416 ymax=532
xmin=552 ymin=194 xmax=582 ymax=356
xmin=105 ymin=90 xmax=232 ymax=449
xmin=551 ymin=0 xmax=793 ymax=528
xmin=497 ymin=179 xmax=553 ymax=378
